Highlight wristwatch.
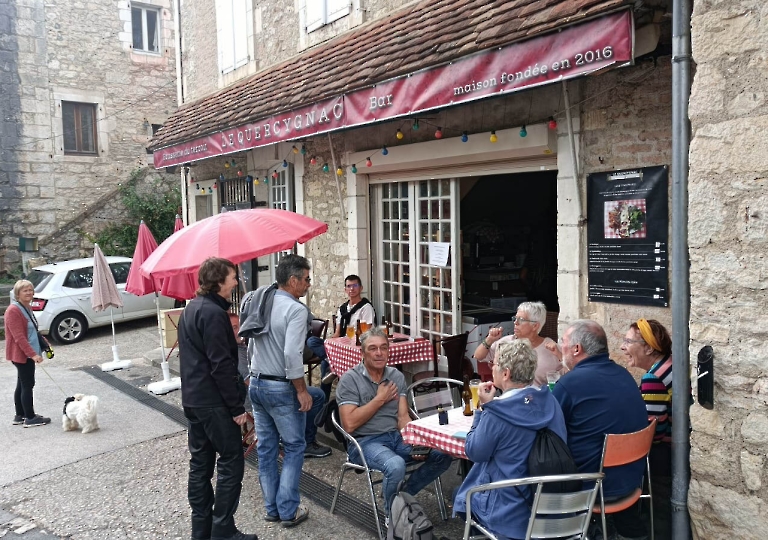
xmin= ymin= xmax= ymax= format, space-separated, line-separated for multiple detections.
xmin=481 ymin=339 xmax=490 ymax=349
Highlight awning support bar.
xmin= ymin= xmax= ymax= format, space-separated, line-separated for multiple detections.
xmin=562 ymin=81 xmax=583 ymax=222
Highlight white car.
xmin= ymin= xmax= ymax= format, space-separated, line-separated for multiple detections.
xmin=11 ymin=256 xmax=175 ymax=344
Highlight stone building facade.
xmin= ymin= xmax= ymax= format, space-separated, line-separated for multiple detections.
xmin=150 ymin=0 xmax=767 ymax=537
xmin=686 ymin=0 xmax=768 ymax=537
xmin=0 ymin=0 xmax=178 ymax=274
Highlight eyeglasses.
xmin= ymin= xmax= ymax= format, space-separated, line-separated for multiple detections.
xmin=345 ymin=283 xmax=360 ymax=289
xmin=304 ymin=277 xmax=312 ymax=284
xmin=513 ymin=316 xmax=535 ymax=324
xmin=622 ymin=338 xmax=645 ymax=345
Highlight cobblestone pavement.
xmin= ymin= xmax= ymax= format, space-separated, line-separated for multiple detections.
xmin=0 ymin=317 xmax=467 ymax=540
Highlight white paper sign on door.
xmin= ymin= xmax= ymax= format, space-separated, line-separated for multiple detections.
xmin=428 ymin=242 xmax=450 ymax=267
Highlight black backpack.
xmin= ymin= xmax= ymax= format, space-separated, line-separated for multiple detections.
xmin=527 ymin=427 xmax=582 ymax=493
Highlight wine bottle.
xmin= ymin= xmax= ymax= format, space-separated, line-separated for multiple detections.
xmin=462 ymin=376 xmax=473 ymax=416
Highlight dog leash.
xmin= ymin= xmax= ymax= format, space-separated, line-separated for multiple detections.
xmin=38 ymin=365 xmax=71 ymax=397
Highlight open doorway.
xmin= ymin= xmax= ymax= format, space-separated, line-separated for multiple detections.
xmin=460 ymin=170 xmax=559 ymax=349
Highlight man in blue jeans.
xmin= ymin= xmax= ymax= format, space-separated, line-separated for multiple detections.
xmin=247 ymin=255 xmax=329 ymax=529
xmin=336 ymin=327 xmax=452 ymax=518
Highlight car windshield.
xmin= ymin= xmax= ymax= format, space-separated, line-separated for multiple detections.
xmin=27 ymin=270 xmax=54 ymax=292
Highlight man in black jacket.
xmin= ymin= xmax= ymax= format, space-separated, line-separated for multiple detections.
xmin=178 ymin=257 xmax=257 ymax=540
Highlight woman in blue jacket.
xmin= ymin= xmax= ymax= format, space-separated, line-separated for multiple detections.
xmin=454 ymin=339 xmax=567 ymax=540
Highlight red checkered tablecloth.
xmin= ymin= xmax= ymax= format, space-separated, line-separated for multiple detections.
xmin=401 ymin=408 xmax=475 ymax=459
xmin=325 ymin=333 xmax=433 ymax=376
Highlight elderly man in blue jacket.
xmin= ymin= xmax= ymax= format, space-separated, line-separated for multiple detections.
xmin=553 ymin=319 xmax=649 ymax=540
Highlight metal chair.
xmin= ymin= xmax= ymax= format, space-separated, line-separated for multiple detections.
xmin=593 ymin=419 xmax=657 ymax=540
xmin=406 ymin=377 xmax=464 ymax=419
xmin=463 ymin=472 xmax=605 ymax=540
xmin=303 ymin=318 xmax=329 ymax=385
xmin=412 ymin=332 xmax=470 ymax=390
xmin=330 ymin=411 xmax=449 ymax=540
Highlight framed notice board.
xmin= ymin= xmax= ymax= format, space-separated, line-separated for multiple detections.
xmin=587 ymin=165 xmax=669 ymax=307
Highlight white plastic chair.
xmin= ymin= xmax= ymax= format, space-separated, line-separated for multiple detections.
xmin=463 ymin=472 xmax=605 ymax=540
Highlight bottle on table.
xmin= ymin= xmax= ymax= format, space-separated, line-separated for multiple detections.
xmin=355 ymin=320 xmax=361 ymax=346
xmin=462 ymin=377 xmax=473 ymax=416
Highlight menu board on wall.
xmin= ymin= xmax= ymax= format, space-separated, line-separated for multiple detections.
xmin=587 ymin=165 xmax=669 ymax=307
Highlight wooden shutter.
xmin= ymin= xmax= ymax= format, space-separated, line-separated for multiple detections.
xmin=326 ymin=0 xmax=350 ymax=23
xmin=216 ymin=0 xmax=234 ymax=73
xmin=306 ymin=0 xmax=325 ymax=32
xmin=233 ymin=0 xmax=248 ymax=68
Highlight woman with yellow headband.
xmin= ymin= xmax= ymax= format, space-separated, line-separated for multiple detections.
xmin=621 ymin=318 xmax=673 ymax=540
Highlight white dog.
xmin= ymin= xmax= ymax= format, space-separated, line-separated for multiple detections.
xmin=62 ymin=394 xmax=99 ymax=434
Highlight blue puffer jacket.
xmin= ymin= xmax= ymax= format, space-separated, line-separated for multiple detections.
xmin=453 ymin=386 xmax=567 ymax=540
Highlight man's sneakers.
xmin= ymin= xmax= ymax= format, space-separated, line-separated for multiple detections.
xmin=12 ymin=415 xmax=24 ymax=425
xmin=304 ymin=441 xmax=332 ymax=458
xmin=281 ymin=505 xmax=309 ymax=528
xmin=23 ymin=415 xmax=51 ymax=428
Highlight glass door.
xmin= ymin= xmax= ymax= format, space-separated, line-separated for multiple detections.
xmin=372 ymin=178 xmax=460 ymax=339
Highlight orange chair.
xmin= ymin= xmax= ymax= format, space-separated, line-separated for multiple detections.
xmin=593 ymin=419 xmax=657 ymax=540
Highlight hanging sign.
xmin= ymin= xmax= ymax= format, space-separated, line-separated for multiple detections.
xmin=428 ymin=242 xmax=451 ymax=267
xmin=154 ymin=10 xmax=633 ymax=169
xmin=587 ymin=165 xmax=669 ymax=307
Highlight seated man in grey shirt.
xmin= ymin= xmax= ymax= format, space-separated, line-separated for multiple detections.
xmin=336 ymin=327 xmax=452 ymax=517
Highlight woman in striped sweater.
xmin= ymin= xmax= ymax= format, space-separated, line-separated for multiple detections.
xmin=621 ymin=318 xmax=673 ymax=540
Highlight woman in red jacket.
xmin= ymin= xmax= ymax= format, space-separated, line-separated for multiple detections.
xmin=4 ymin=280 xmax=51 ymax=427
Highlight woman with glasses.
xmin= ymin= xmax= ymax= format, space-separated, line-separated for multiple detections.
xmin=454 ymin=339 xmax=567 ymax=540
xmin=473 ymin=301 xmax=563 ymax=387
xmin=621 ymin=318 xmax=674 ymax=539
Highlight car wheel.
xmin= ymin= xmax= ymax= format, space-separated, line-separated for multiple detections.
xmin=51 ymin=312 xmax=87 ymax=344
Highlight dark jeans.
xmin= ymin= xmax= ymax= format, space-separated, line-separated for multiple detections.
xmin=306 ymin=335 xmax=331 ymax=398
xmin=14 ymin=359 xmax=36 ymax=419
xmin=184 ymin=406 xmax=245 ymax=540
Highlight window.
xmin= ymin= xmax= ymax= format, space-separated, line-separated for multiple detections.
xmin=63 ymin=267 xmax=94 ymax=289
xmin=110 ymin=263 xmax=131 ymax=285
xmin=216 ymin=0 xmax=248 ymax=74
xmin=62 ymin=102 xmax=97 ymax=155
xmin=306 ymin=0 xmax=350 ymax=32
xmin=132 ymin=5 xmax=160 ymax=53
xmin=269 ymin=167 xmax=296 ymax=280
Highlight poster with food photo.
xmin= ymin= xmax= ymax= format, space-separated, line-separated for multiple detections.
xmin=587 ymin=166 xmax=668 ymax=307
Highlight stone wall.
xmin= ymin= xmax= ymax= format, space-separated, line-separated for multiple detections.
xmin=579 ymin=57 xmax=674 ymax=359
xmin=687 ymin=1 xmax=768 ymax=538
xmin=180 ymin=0 xmax=219 ymax=103
xmin=0 ymin=0 xmax=177 ymax=274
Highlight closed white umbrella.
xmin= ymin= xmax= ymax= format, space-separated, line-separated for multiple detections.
xmin=92 ymin=243 xmax=131 ymax=371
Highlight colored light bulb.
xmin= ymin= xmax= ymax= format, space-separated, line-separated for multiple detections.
xmin=435 ymin=127 xmax=443 ymax=139
xmin=396 ymin=129 xmax=404 ymax=140
xmin=224 ymin=162 xmax=230 ymax=168
xmin=292 ymin=145 xmax=299 ymax=154
xmin=548 ymin=117 xmax=557 ymax=130
xmin=336 ymin=167 xmax=343 ymax=176
xmin=412 ymin=119 xmax=419 ymax=130
xmin=322 ymin=163 xmax=329 ymax=173
xmin=219 ymin=173 xmax=225 ymax=181
xmin=351 ymin=164 xmax=358 ymax=174
xmin=272 ymin=170 xmax=278 ymax=179
xmin=490 ymin=131 xmax=498 ymax=143
xmin=366 ymin=158 xmax=372 ymax=167
xmin=237 ymin=169 xmax=243 ymax=176
xmin=461 ymin=131 xmax=468 ymax=143
xmin=382 ymin=146 xmax=388 ymax=156
xmin=282 ymin=159 xmax=288 ymax=168
xmin=310 ymin=157 xmax=317 ymax=165
xmin=519 ymin=126 xmax=527 ymax=138
xmin=300 ymin=145 xmax=307 ymax=155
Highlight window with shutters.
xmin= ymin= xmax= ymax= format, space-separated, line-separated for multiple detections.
xmin=62 ymin=102 xmax=98 ymax=156
xmin=306 ymin=0 xmax=350 ymax=33
xmin=216 ymin=0 xmax=249 ymax=74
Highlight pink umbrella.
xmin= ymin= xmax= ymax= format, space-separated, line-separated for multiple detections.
xmin=125 ymin=221 xmax=162 ymax=295
xmin=140 ymin=208 xmax=328 ymax=279
xmin=160 ymin=215 xmax=197 ymax=301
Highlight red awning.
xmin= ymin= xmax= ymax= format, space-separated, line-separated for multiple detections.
xmin=150 ymin=0 xmax=633 ymax=167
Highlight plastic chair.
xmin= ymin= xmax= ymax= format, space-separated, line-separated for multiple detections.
xmin=593 ymin=419 xmax=657 ymax=540
xmin=412 ymin=333 xmax=470 ymax=390
xmin=406 ymin=377 xmax=464 ymax=419
xmin=303 ymin=318 xmax=329 ymax=385
xmin=463 ymin=472 xmax=605 ymax=540
xmin=330 ymin=411 xmax=448 ymax=540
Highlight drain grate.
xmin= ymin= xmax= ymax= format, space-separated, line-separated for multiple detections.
xmin=81 ymin=366 xmax=384 ymax=536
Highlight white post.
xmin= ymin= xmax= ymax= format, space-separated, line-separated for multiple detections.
xmin=100 ymin=308 xmax=133 ymax=371
xmin=147 ymin=293 xmax=181 ymax=394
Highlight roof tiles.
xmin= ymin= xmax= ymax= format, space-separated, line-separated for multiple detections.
xmin=149 ymin=0 xmax=630 ymax=151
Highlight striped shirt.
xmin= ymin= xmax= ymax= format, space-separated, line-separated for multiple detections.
xmin=640 ymin=355 xmax=673 ymax=444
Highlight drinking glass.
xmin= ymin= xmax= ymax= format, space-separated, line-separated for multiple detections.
xmin=360 ymin=321 xmax=370 ymax=333
xmin=469 ymin=379 xmax=481 ymax=409
xmin=546 ymin=371 xmax=560 ymax=391
xmin=346 ymin=326 xmax=356 ymax=339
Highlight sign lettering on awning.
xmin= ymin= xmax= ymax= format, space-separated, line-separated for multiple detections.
xmin=154 ymin=10 xmax=633 ymax=169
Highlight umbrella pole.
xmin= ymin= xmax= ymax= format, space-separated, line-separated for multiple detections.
xmin=100 ymin=307 xmax=133 ymax=371
xmin=147 ymin=290 xmax=181 ymax=395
